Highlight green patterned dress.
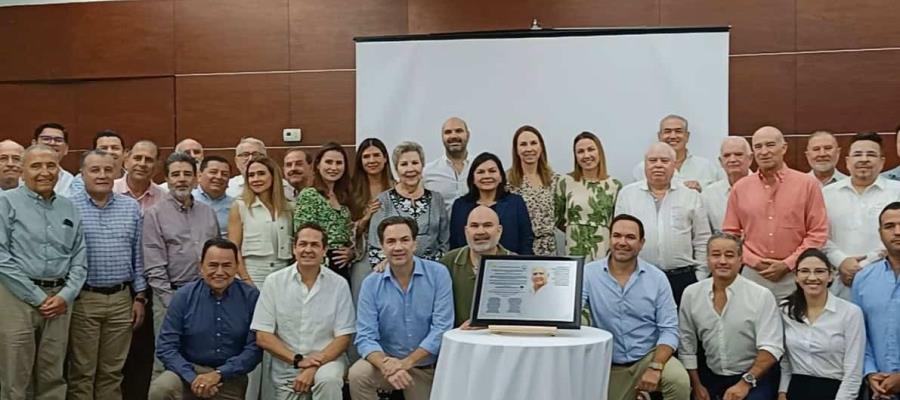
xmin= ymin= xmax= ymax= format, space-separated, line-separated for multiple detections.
xmin=292 ymin=187 xmax=352 ymax=249
xmin=554 ymin=175 xmax=621 ymax=263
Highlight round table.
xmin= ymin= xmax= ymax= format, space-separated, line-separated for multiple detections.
xmin=430 ymin=327 xmax=613 ymax=400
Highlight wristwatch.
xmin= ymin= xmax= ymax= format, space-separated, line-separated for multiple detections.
xmin=293 ymin=353 xmax=304 ymax=369
xmin=741 ymin=372 xmax=758 ymax=388
xmin=133 ymin=295 xmax=148 ymax=305
xmin=648 ymin=362 xmax=664 ymax=371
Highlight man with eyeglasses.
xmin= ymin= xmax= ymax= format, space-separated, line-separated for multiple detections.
xmin=0 ymin=140 xmax=25 ymax=191
xmin=823 ymin=132 xmax=900 ymax=300
xmin=226 ymin=137 xmax=293 ymax=200
xmin=32 ymin=122 xmax=75 ymax=196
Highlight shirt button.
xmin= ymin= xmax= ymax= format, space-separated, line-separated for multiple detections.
xmin=768 ymin=233 xmax=774 ymax=237
xmin=768 ymin=216 xmax=773 ymax=220
xmin=216 ymin=333 xmax=221 ymax=337
xmin=216 ymin=317 xmax=221 ymax=321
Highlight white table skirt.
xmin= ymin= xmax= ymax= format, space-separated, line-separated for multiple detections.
xmin=431 ymin=327 xmax=613 ymax=400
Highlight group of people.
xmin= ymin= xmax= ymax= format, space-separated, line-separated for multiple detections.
xmin=0 ymin=114 xmax=898 ymax=400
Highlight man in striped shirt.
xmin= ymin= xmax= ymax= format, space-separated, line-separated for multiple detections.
xmin=66 ymin=150 xmax=147 ymax=400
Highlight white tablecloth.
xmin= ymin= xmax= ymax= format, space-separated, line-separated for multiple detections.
xmin=431 ymin=327 xmax=613 ymax=400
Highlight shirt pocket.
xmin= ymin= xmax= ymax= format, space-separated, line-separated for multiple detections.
xmin=670 ymin=206 xmax=691 ymax=231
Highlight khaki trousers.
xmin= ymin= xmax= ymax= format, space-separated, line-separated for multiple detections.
xmin=149 ymin=365 xmax=248 ymax=400
xmin=67 ymin=289 xmax=134 ymax=400
xmin=271 ymin=359 xmax=346 ymax=400
xmin=0 ymin=282 xmax=72 ymax=400
xmin=348 ymin=359 xmax=434 ymax=400
xmin=152 ymin=291 xmax=170 ymax=379
xmin=608 ymin=352 xmax=690 ymax=400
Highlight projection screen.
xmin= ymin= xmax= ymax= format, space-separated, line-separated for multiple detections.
xmin=355 ymin=27 xmax=729 ymax=182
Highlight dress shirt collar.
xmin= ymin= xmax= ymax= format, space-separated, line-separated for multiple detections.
xmin=823 ymin=292 xmax=839 ymax=314
xmin=639 ymin=180 xmax=679 ymax=193
xmin=834 ymin=175 xmax=889 ymax=193
xmin=20 ymin=185 xmax=57 ymax=203
xmin=384 ymin=257 xmax=426 ymax=282
xmin=755 ymin=165 xmax=788 ymax=183
xmin=201 ymin=279 xmax=236 ymax=299
xmin=601 ymin=256 xmax=649 ymax=275
xmin=439 ymin=153 xmax=471 ymax=167
xmin=706 ymin=274 xmax=743 ymax=297
xmin=116 ymin=177 xmax=156 ymax=199
xmin=451 ymin=245 xmax=510 ymax=268
xmin=197 ymin=187 xmax=227 ymax=202
xmin=85 ymin=192 xmax=117 ymax=209
xmin=166 ymin=191 xmax=195 ymax=212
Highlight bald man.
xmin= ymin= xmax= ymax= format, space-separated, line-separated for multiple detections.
xmin=702 ymin=137 xmax=753 ymax=232
xmin=631 ymin=115 xmax=723 ymax=191
xmin=160 ymin=138 xmax=205 ymax=192
xmin=616 ymin=143 xmax=711 ymax=305
xmin=439 ymin=205 xmax=511 ymax=327
xmin=424 ymin=117 xmax=473 ymax=215
xmin=723 ymin=126 xmax=828 ymax=299
xmin=0 ymin=140 xmax=25 ymax=191
xmin=804 ymin=130 xmax=846 ymax=186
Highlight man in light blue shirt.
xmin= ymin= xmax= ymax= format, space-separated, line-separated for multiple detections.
xmin=193 ymin=155 xmax=234 ymax=237
xmin=0 ymin=144 xmax=87 ymax=400
xmin=882 ymin=125 xmax=900 ymax=181
xmin=853 ymin=201 xmax=900 ymax=399
xmin=582 ymin=213 xmax=690 ymax=400
xmin=350 ymin=216 xmax=454 ymax=400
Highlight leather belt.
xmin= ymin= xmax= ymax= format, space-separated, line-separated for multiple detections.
xmin=82 ymin=282 xmax=131 ymax=295
xmin=31 ymin=278 xmax=65 ymax=288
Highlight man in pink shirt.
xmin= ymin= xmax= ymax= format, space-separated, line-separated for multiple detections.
xmin=113 ymin=140 xmax=164 ymax=212
xmin=723 ymin=126 xmax=828 ymax=299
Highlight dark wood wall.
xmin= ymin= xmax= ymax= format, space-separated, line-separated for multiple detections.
xmin=1 ymin=0 xmax=898 ymax=174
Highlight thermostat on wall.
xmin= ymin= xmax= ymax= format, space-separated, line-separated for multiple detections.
xmin=283 ymin=128 xmax=302 ymax=142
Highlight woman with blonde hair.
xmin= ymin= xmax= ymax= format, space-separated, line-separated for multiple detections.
xmin=554 ymin=131 xmax=621 ymax=262
xmin=507 ymin=125 xmax=560 ymax=256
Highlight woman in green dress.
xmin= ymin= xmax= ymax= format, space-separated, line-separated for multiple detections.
xmin=507 ymin=125 xmax=559 ymax=256
xmin=554 ymin=131 xmax=621 ymax=262
xmin=293 ymin=142 xmax=354 ymax=281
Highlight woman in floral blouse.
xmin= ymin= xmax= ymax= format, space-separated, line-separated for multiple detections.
xmin=555 ymin=131 xmax=621 ymax=262
xmin=293 ymin=142 xmax=354 ymax=281
xmin=507 ymin=125 xmax=559 ymax=256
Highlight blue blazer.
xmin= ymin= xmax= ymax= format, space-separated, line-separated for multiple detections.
xmin=449 ymin=193 xmax=534 ymax=255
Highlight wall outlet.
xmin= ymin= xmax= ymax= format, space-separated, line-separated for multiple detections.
xmin=283 ymin=128 xmax=302 ymax=142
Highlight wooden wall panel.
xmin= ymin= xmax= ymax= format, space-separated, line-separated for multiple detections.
xmin=532 ymin=0 xmax=660 ymax=28
xmin=68 ymin=0 xmax=174 ymax=78
xmin=729 ymin=55 xmax=796 ymax=135
xmin=290 ymin=0 xmax=407 ymax=70
xmin=288 ymin=71 xmax=355 ymax=145
xmin=795 ymin=50 xmax=900 ymax=133
xmin=797 ymin=0 xmax=900 ymax=50
xmin=0 ymin=83 xmax=76 ymax=145
xmin=175 ymin=0 xmax=289 ymax=73
xmin=175 ymin=74 xmax=291 ymax=148
xmin=74 ymin=78 xmax=176 ymax=149
xmin=0 ymin=4 xmax=70 ymax=81
xmin=660 ymin=0 xmax=796 ymax=53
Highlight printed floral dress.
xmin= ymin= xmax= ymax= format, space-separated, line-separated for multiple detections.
xmin=554 ymin=175 xmax=621 ymax=262
xmin=508 ymin=175 xmax=560 ymax=256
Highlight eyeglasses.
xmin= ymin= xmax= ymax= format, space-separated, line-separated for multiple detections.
xmin=38 ymin=135 xmax=66 ymax=144
xmin=236 ymin=151 xmax=264 ymax=159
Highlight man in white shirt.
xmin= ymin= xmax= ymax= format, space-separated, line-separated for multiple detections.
xmin=805 ymin=130 xmax=847 ymax=186
xmin=32 ymin=122 xmax=74 ymax=195
xmin=679 ymin=233 xmax=783 ymax=400
xmin=423 ymin=117 xmax=473 ymax=215
xmin=252 ymin=223 xmax=355 ymax=400
xmin=631 ymin=114 xmax=723 ymax=191
xmin=226 ymin=137 xmax=293 ymax=200
xmin=616 ymin=142 xmax=711 ymax=305
xmin=0 ymin=140 xmax=24 ymax=191
xmin=702 ymin=137 xmax=753 ymax=232
xmin=824 ymin=132 xmax=900 ymax=300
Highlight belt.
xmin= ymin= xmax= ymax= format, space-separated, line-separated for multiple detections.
xmin=82 ymin=282 xmax=131 ymax=295
xmin=663 ymin=265 xmax=696 ymax=276
xmin=31 ymin=278 xmax=66 ymax=288
xmin=612 ymin=360 xmax=640 ymax=368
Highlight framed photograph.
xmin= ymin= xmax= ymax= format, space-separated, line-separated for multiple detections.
xmin=470 ymin=255 xmax=584 ymax=329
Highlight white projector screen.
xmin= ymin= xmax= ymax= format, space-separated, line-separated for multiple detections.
xmin=356 ymin=28 xmax=729 ymax=182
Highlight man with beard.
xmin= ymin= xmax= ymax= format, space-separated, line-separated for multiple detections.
xmin=283 ymin=148 xmax=313 ymax=200
xmin=193 ymin=155 xmax=234 ymax=237
xmin=804 ymin=130 xmax=846 ymax=186
xmin=424 ymin=117 xmax=473 ymax=215
xmin=143 ymin=152 xmax=220 ymax=378
xmin=824 ymin=132 xmax=900 ymax=300
xmin=114 ymin=140 xmax=164 ymax=211
xmin=723 ymin=126 xmax=828 ymax=300
xmin=702 ymin=137 xmax=753 ymax=232
xmin=32 ymin=122 xmax=75 ymax=195
xmin=582 ymin=214 xmax=689 ymax=400
xmin=440 ymin=205 xmax=510 ymax=327
xmin=160 ymin=138 xmax=204 ymax=191
xmin=631 ymin=115 xmax=722 ymax=191
xmin=0 ymin=140 xmax=24 ymax=190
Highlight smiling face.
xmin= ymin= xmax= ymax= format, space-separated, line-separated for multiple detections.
xmin=531 ymin=267 xmax=547 ymax=289
xmin=22 ymin=148 xmax=59 ymax=198
xmin=718 ymin=138 xmax=753 ymax=176
xmin=381 ymin=223 xmax=417 ymax=268
xmin=657 ymin=117 xmax=689 ymax=153
xmin=0 ymin=141 xmax=24 ymax=186
xmin=516 ymin=130 xmax=543 ymax=166
xmin=846 ymin=139 xmax=884 ymax=183
xmin=805 ymin=134 xmax=841 ymax=174
xmin=574 ymin=138 xmax=600 ymax=173
xmin=199 ymin=160 xmax=230 ymax=198
xmin=82 ymin=153 xmax=116 ymax=196
xmin=795 ymin=256 xmax=832 ymax=297
xmin=200 ymin=246 xmax=238 ymax=295
xmin=707 ymin=237 xmax=742 ymax=281
xmin=283 ymin=151 xmax=310 ymax=189
xmin=395 ymin=151 xmax=423 ymax=187
xmin=465 ymin=205 xmax=502 ymax=253
xmin=751 ymin=127 xmax=787 ymax=173
xmin=609 ymin=219 xmax=644 ymax=263
xmin=34 ymin=127 xmax=68 ymax=157
xmin=317 ymin=150 xmax=346 ymax=184
xmin=644 ymin=143 xmax=676 ymax=186
xmin=166 ymin=161 xmax=196 ymax=201
xmin=441 ymin=118 xmax=470 ymax=157
xmin=360 ymin=145 xmax=386 ymax=177
xmin=294 ymin=228 xmax=326 ymax=269
xmin=124 ymin=142 xmax=158 ymax=183
xmin=473 ymin=159 xmax=501 ymax=193
xmin=246 ymin=161 xmax=273 ymax=195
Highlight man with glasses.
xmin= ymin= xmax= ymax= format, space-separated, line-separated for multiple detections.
xmin=0 ymin=140 xmax=25 ymax=191
xmin=226 ymin=137 xmax=292 ymax=200
xmin=32 ymin=122 xmax=74 ymax=196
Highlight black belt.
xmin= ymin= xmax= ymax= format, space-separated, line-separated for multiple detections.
xmin=82 ymin=282 xmax=131 ymax=295
xmin=612 ymin=360 xmax=640 ymax=368
xmin=31 ymin=278 xmax=65 ymax=288
xmin=663 ymin=266 xmax=696 ymax=276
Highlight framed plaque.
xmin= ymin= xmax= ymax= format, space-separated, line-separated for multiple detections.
xmin=470 ymin=255 xmax=584 ymax=329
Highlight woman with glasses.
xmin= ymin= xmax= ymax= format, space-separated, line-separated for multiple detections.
xmin=778 ymin=248 xmax=865 ymax=400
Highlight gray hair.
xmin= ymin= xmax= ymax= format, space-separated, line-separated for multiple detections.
xmin=392 ymin=141 xmax=426 ymax=168
xmin=236 ymin=137 xmax=267 ymax=155
xmin=645 ymin=142 xmax=677 ymax=160
xmin=164 ymin=151 xmax=197 ymax=176
xmin=80 ymin=149 xmax=113 ymax=169
xmin=659 ymin=114 xmax=689 ymax=132
xmin=707 ymin=232 xmax=743 ymax=257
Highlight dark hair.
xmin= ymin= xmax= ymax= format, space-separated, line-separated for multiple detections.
xmin=79 ymin=149 xmax=112 ymax=169
xmin=199 ymin=155 xmax=231 ymax=172
xmin=92 ymin=129 xmax=124 ymax=150
xmin=508 ymin=125 xmax=554 ymax=188
xmin=611 ymin=214 xmax=644 ymax=240
xmin=851 ymin=131 xmax=883 ymax=148
xmin=164 ymin=151 xmax=197 ymax=176
xmin=463 ymin=152 xmax=508 ymax=202
xmin=377 ymin=215 xmax=419 ymax=243
xmin=783 ymin=248 xmax=833 ymax=322
xmin=33 ymin=122 xmax=68 ymax=142
xmin=285 ymin=148 xmax=312 ymax=164
xmin=880 ymin=201 xmax=900 ymax=225
xmin=707 ymin=232 xmax=743 ymax=258
xmin=313 ymin=142 xmax=352 ymax=206
xmin=350 ymin=138 xmax=394 ymax=220
xmin=201 ymin=238 xmax=239 ymax=264
xmin=569 ymin=131 xmax=610 ymax=181
xmin=295 ymin=222 xmax=329 ymax=247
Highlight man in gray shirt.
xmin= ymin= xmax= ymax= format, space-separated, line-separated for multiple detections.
xmin=143 ymin=152 xmax=219 ymax=377
xmin=0 ymin=144 xmax=87 ymax=400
